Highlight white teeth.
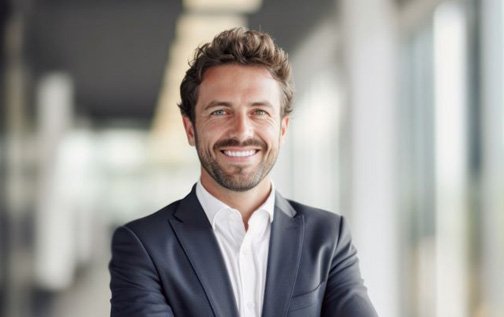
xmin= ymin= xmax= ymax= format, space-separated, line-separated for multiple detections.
xmin=223 ymin=150 xmax=256 ymax=157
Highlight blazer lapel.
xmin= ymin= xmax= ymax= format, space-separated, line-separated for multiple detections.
xmin=168 ymin=186 xmax=239 ymax=317
xmin=262 ymin=193 xmax=304 ymax=317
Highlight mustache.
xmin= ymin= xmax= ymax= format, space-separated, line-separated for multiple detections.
xmin=214 ymin=138 xmax=266 ymax=148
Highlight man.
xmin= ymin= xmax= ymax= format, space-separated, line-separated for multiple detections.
xmin=109 ymin=27 xmax=378 ymax=317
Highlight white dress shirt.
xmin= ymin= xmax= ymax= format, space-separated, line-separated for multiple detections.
xmin=196 ymin=181 xmax=275 ymax=317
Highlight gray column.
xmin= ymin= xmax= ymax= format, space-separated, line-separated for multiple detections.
xmin=480 ymin=0 xmax=504 ymax=316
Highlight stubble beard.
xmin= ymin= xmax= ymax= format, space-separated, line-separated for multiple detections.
xmin=194 ymin=133 xmax=279 ymax=192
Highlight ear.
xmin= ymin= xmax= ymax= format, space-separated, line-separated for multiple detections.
xmin=182 ymin=116 xmax=196 ymax=146
xmin=280 ymin=115 xmax=289 ymax=144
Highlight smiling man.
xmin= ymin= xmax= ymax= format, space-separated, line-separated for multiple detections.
xmin=109 ymin=28 xmax=378 ymax=317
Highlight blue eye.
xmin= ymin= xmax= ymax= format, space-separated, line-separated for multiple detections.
xmin=210 ymin=109 xmax=226 ymax=116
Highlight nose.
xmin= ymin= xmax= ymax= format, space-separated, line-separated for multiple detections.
xmin=229 ymin=112 xmax=254 ymax=142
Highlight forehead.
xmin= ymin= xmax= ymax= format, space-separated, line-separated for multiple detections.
xmin=197 ymin=64 xmax=282 ymax=106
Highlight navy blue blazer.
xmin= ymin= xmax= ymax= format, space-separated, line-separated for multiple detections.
xmin=109 ymin=186 xmax=378 ymax=316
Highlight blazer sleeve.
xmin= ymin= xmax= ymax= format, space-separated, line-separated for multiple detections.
xmin=109 ymin=226 xmax=174 ymax=317
xmin=321 ymin=217 xmax=379 ymax=317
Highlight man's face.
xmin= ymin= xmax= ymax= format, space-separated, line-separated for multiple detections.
xmin=183 ymin=64 xmax=289 ymax=192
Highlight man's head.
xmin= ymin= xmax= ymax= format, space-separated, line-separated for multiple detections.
xmin=178 ymin=27 xmax=293 ymax=124
xmin=180 ymin=28 xmax=293 ymax=193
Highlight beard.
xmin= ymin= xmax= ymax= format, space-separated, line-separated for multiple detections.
xmin=195 ymin=135 xmax=278 ymax=192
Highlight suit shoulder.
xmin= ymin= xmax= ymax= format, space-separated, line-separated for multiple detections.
xmin=284 ymin=199 xmax=352 ymax=249
xmin=286 ymin=199 xmax=343 ymax=227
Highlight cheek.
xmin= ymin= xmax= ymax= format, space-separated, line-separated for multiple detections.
xmin=199 ymin=119 xmax=224 ymax=134
xmin=261 ymin=126 xmax=283 ymax=147
xmin=254 ymin=117 xmax=280 ymax=132
xmin=195 ymin=126 xmax=220 ymax=147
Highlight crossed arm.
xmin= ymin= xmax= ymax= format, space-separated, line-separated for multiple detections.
xmin=320 ymin=217 xmax=379 ymax=316
xmin=109 ymin=226 xmax=175 ymax=317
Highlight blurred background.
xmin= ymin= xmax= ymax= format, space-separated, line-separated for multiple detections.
xmin=1 ymin=0 xmax=503 ymax=316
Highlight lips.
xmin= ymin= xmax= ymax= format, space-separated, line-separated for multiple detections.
xmin=215 ymin=139 xmax=265 ymax=159
xmin=222 ymin=150 xmax=257 ymax=157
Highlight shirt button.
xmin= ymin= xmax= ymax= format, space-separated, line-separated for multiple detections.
xmin=247 ymin=302 xmax=255 ymax=310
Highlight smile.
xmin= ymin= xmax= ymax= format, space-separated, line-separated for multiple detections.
xmin=222 ymin=150 xmax=257 ymax=157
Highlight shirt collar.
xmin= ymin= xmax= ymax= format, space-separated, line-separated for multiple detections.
xmin=196 ymin=180 xmax=275 ymax=229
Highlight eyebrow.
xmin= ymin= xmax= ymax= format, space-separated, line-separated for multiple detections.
xmin=251 ymin=101 xmax=275 ymax=109
xmin=202 ymin=100 xmax=275 ymax=111
xmin=202 ymin=100 xmax=232 ymax=112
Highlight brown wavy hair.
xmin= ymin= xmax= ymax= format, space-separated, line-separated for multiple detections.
xmin=178 ymin=27 xmax=293 ymax=123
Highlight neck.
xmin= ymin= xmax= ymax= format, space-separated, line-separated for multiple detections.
xmin=200 ymin=173 xmax=272 ymax=225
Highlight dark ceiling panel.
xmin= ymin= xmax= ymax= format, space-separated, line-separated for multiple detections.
xmin=249 ymin=0 xmax=336 ymax=53
xmin=27 ymin=0 xmax=182 ymax=120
